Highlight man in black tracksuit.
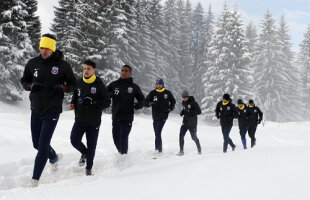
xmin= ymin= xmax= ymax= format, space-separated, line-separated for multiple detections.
xmin=145 ymin=78 xmax=176 ymax=154
xmin=236 ymin=99 xmax=250 ymax=149
xmin=177 ymin=90 xmax=201 ymax=156
xmin=247 ymin=99 xmax=263 ymax=148
xmin=69 ymin=60 xmax=110 ymax=176
xmin=215 ymin=94 xmax=237 ymax=153
xmin=107 ymin=65 xmax=145 ymax=154
xmin=20 ymin=34 xmax=76 ymax=186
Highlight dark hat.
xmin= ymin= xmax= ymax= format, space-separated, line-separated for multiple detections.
xmin=42 ymin=33 xmax=56 ymax=40
xmin=249 ymin=99 xmax=254 ymax=104
xmin=182 ymin=90 xmax=189 ymax=98
xmin=156 ymin=78 xmax=164 ymax=86
xmin=237 ymin=99 xmax=243 ymax=104
xmin=223 ymin=93 xmax=230 ymax=101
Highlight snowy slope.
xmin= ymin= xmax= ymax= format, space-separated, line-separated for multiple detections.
xmin=0 ymin=101 xmax=310 ymax=200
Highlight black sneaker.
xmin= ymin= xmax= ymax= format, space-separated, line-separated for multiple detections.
xmin=251 ymin=139 xmax=256 ymax=148
xmin=198 ymin=149 xmax=202 ymax=155
xmin=79 ymin=154 xmax=86 ymax=167
xmin=177 ymin=151 xmax=184 ymax=156
xmin=86 ymin=169 xmax=92 ymax=176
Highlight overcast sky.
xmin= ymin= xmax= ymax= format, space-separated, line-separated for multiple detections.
xmin=37 ymin=0 xmax=310 ymax=52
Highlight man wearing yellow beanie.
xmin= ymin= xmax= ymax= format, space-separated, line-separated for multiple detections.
xmin=21 ymin=33 xmax=76 ymax=187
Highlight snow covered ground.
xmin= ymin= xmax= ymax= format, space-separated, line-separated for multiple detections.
xmin=0 ymin=101 xmax=310 ymax=200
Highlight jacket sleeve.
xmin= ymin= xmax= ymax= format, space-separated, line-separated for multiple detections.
xmin=246 ymin=107 xmax=251 ymax=119
xmin=134 ymin=84 xmax=145 ymax=109
xmin=144 ymin=91 xmax=153 ymax=107
xmin=232 ymin=104 xmax=238 ymax=119
xmin=106 ymin=82 xmax=114 ymax=99
xmin=169 ymin=91 xmax=176 ymax=111
xmin=258 ymin=107 xmax=263 ymax=121
xmin=188 ymin=101 xmax=201 ymax=116
xmin=20 ymin=61 xmax=32 ymax=91
xmin=215 ymin=102 xmax=220 ymax=118
xmin=63 ymin=63 xmax=77 ymax=93
xmin=96 ymin=83 xmax=111 ymax=110
xmin=70 ymin=89 xmax=78 ymax=105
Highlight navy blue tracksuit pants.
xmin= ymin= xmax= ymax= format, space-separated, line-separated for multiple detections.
xmin=239 ymin=126 xmax=248 ymax=140
xmin=70 ymin=122 xmax=99 ymax=170
xmin=112 ymin=120 xmax=132 ymax=154
xmin=31 ymin=112 xmax=59 ymax=180
xmin=179 ymin=124 xmax=201 ymax=152
xmin=153 ymin=120 xmax=166 ymax=152
xmin=221 ymin=125 xmax=235 ymax=152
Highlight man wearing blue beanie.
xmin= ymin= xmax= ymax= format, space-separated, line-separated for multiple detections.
xmin=145 ymin=78 xmax=176 ymax=158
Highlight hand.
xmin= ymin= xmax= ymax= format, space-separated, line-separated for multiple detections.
xmin=31 ymin=82 xmax=42 ymax=92
xmin=180 ymin=110 xmax=184 ymax=116
xmin=216 ymin=113 xmax=219 ymax=119
xmin=134 ymin=103 xmax=142 ymax=110
xmin=53 ymin=84 xmax=64 ymax=93
xmin=68 ymin=104 xmax=75 ymax=110
xmin=258 ymin=119 xmax=261 ymax=124
xmin=166 ymin=108 xmax=170 ymax=113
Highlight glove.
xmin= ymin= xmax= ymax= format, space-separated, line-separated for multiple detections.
xmin=180 ymin=110 xmax=184 ymax=116
xmin=166 ymin=108 xmax=170 ymax=113
xmin=31 ymin=82 xmax=43 ymax=92
xmin=52 ymin=84 xmax=64 ymax=93
xmin=134 ymin=103 xmax=142 ymax=110
xmin=216 ymin=113 xmax=219 ymax=119
xmin=258 ymin=119 xmax=261 ymax=124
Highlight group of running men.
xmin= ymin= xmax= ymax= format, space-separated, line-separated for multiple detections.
xmin=21 ymin=34 xmax=263 ymax=187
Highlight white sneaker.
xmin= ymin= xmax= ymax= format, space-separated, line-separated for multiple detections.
xmin=50 ymin=153 xmax=63 ymax=172
xmin=153 ymin=150 xmax=162 ymax=159
xmin=29 ymin=179 xmax=39 ymax=188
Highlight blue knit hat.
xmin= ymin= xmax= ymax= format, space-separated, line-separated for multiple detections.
xmin=237 ymin=99 xmax=243 ymax=104
xmin=156 ymin=78 xmax=164 ymax=86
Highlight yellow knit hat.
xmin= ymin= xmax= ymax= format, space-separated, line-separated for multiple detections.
xmin=39 ymin=36 xmax=56 ymax=52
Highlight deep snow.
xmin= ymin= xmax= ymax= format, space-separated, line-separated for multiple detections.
xmin=0 ymin=101 xmax=310 ymax=200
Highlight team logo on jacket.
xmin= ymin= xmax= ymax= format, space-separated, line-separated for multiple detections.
xmin=244 ymin=110 xmax=247 ymax=113
xmin=51 ymin=66 xmax=59 ymax=75
xmin=188 ymin=105 xmax=191 ymax=109
xmin=91 ymin=87 xmax=96 ymax=94
xmin=128 ymin=87 xmax=133 ymax=93
xmin=164 ymin=94 xmax=168 ymax=99
xmin=254 ymin=109 xmax=257 ymax=113
xmin=227 ymin=106 xmax=230 ymax=110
